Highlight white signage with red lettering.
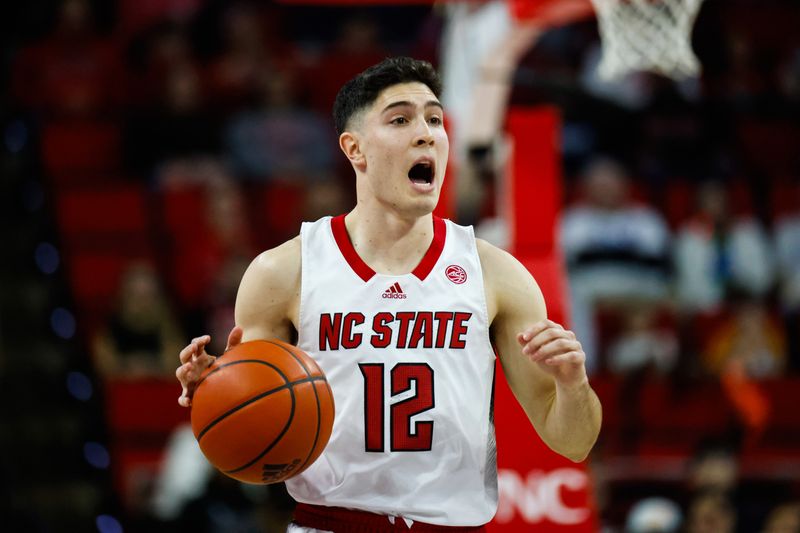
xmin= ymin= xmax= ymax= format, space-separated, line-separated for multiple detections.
xmin=496 ymin=468 xmax=592 ymax=525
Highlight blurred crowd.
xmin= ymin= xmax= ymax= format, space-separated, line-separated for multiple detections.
xmin=5 ymin=0 xmax=800 ymax=531
xmin=11 ymin=0 xmax=436 ymax=361
xmin=560 ymin=157 xmax=794 ymax=379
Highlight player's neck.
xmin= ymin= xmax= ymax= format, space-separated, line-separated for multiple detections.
xmin=343 ymin=207 xmax=435 ymax=275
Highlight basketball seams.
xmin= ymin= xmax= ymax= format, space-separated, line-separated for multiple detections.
xmin=194 ymin=358 xmax=292 ymax=442
xmin=294 ymin=381 xmax=323 ymax=474
xmin=226 ymin=383 xmax=296 ymax=475
xmin=264 ymin=339 xmax=314 ymax=376
xmin=196 ymin=358 xmax=289 ymax=389
xmin=264 ymin=340 xmax=325 ymax=476
xmin=196 ymin=375 xmax=325 ymax=442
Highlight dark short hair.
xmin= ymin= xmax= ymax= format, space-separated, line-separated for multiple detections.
xmin=332 ymin=57 xmax=442 ymax=135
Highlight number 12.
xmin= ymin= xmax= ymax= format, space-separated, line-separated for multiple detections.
xmin=359 ymin=363 xmax=435 ymax=452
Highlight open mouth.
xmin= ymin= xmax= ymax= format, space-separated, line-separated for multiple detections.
xmin=408 ymin=160 xmax=435 ymax=185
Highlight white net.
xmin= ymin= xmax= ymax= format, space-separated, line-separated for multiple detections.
xmin=589 ymin=0 xmax=705 ymax=81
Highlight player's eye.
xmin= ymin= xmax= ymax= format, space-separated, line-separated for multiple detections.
xmin=391 ymin=116 xmax=408 ymax=125
xmin=428 ymin=116 xmax=443 ymax=126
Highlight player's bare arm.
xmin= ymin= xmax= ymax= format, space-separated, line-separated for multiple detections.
xmin=478 ymin=239 xmax=602 ymax=462
xmin=234 ymin=236 xmax=301 ymax=343
xmin=176 ymin=236 xmax=301 ymax=406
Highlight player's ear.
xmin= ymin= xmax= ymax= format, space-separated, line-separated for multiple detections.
xmin=339 ymin=131 xmax=366 ymax=172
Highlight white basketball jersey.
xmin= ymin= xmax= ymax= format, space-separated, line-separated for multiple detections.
xmin=286 ymin=215 xmax=498 ymax=527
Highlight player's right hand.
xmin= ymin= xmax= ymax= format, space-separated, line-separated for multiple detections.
xmin=176 ymin=326 xmax=244 ymax=407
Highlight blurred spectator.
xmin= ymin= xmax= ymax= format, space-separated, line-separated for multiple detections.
xmin=701 ymin=294 xmax=786 ymax=379
xmin=157 ymin=155 xmax=231 ymax=190
xmin=127 ymin=21 xmax=195 ymax=108
xmin=779 ymin=46 xmax=800 ymax=103
xmin=695 ymin=323 xmax=771 ymax=471
xmin=125 ymin=60 xmax=222 ymax=177
xmin=205 ymin=178 xmax=256 ymax=258
xmin=774 ymin=184 xmax=800 ymax=371
xmin=92 ymin=262 xmax=184 ymax=378
xmin=624 ymin=497 xmax=682 ymax=533
xmin=176 ymin=471 xmax=265 ymax=533
xmin=681 ymin=443 xmax=782 ymax=531
xmin=225 ymin=70 xmax=334 ymax=182
xmin=761 ymin=502 xmax=800 ymax=533
xmin=302 ymin=14 xmax=388 ymax=112
xmin=155 ymin=424 xmax=295 ymax=530
xmin=687 ymin=444 xmax=739 ymax=495
xmin=165 ymin=175 xmax=257 ymax=336
xmin=606 ymin=304 xmax=679 ymax=376
xmin=12 ymin=0 xmax=124 ymax=118
xmin=606 ymin=303 xmax=678 ymax=453
xmin=560 ymin=156 xmax=671 ymax=373
xmin=674 ymin=180 xmax=775 ymax=314
xmin=152 ymin=424 xmax=212 ymax=521
xmin=175 ymin=471 xmax=294 ymax=533
xmin=118 ymin=0 xmax=204 ymax=39
xmin=204 ymin=253 xmax=250 ymax=356
xmin=684 ymin=491 xmax=736 ymax=533
xmin=775 ymin=184 xmax=800 ymax=311
xmin=726 ymin=34 xmax=764 ymax=108
xmin=206 ymin=2 xmax=297 ymax=112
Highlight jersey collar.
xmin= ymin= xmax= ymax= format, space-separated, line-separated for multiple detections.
xmin=330 ymin=214 xmax=446 ymax=282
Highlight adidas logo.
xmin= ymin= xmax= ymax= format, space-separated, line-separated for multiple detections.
xmin=382 ymin=282 xmax=407 ymax=299
xmin=261 ymin=459 xmax=300 ymax=483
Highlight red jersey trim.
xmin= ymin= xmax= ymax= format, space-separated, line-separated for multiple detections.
xmin=331 ymin=214 xmax=374 ymax=282
xmin=330 ymin=214 xmax=447 ymax=283
xmin=412 ymin=216 xmax=446 ymax=281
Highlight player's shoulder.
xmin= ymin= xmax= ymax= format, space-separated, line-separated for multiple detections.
xmin=247 ymin=235 xmax=301 ymax=285
xmin=236 ymin=236 xmax=301 ymax=326
xmin=475 ymin=238 xmax=543 ymax=313
xmin=475 ymin=238 xmax=528 ymax=278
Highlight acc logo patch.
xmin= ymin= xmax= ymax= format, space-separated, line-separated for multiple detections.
xmin=445 ymin=265 xmax=467 ymax=284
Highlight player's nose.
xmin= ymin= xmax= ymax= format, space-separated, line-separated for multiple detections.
xmin=412 ymin=121 xmax=434 ymax=147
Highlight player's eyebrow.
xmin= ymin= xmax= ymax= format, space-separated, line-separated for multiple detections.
xmin=381 ymin=100 xmax=444 ymax=114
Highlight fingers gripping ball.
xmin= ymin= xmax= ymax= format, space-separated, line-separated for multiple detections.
xmin=191 ymin=340 xmax=335 ymax=484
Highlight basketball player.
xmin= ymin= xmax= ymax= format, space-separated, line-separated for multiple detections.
xmin=176 ymin=57 xmax=601 ymax=532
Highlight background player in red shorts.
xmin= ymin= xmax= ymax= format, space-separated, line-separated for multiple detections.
xmin=176 ymin=57 xmax=601 ymax=532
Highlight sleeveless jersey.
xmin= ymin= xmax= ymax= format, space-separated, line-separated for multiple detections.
xmin=286 ymin=215 xmax=498 ymax=527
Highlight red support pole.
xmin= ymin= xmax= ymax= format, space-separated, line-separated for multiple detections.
xmin=489 ymin=106 xmax=597 ymax=533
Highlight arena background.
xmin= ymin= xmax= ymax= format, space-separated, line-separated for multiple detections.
xmin=1 ymin=0 xmax=799 ymax=532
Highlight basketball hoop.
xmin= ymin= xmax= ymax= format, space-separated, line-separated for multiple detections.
xmin=589 ymin=0 xmax=705 ymax=80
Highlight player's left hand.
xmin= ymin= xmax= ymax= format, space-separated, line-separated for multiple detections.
xmin=517 ymin=319 xmax=587 ymax=388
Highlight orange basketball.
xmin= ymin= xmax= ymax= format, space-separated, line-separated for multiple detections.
xmin=190 ymin=339 xmax=334 ymax=484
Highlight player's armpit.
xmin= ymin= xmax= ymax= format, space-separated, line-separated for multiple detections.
xmin=235 ymin=236 xmax=302 ymax=344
